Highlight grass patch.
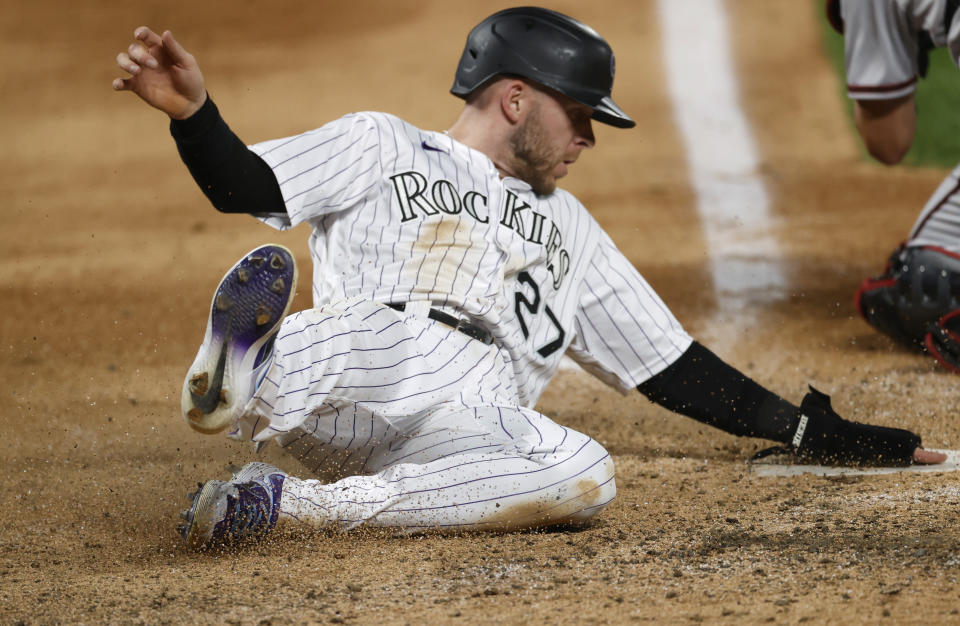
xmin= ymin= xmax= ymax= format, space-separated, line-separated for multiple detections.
xmin=816 ymin=1 xmax=960 ymax=168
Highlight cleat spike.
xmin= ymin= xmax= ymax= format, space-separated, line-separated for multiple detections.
xmin=189 ymin=372 xmax=210 ymax=396
xmin=256 ymin=304 xmax=272 ymax=326
xmin=237 ymin=268 xmax=250 ymax=283
xmin=270 ymin=253 xmax=285 ymax=270
xmin=179 ymin=509 xmax=190 ymax=521
xmin=215 ymin=294 xmax=233 ymax=311
xmin=270 ymin=277 xmax=286 ymax=294
xmin=249 ymin=255 xmax=265 ymax=267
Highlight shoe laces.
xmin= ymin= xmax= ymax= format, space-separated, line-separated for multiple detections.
xmin=226 ymin=482 xmax=273 ymax=539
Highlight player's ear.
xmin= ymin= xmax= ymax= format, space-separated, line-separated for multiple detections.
xmin=500 ymin=79 xmax=526 ymax=124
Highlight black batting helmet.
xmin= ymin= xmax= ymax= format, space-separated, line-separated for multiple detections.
xmin=450 ymin=6 xmax=634 ymax=129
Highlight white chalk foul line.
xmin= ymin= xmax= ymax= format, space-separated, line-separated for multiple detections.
xmin=656 ymin=0 xmax=785 ymax=311
xmin=562 ymin=2 xmax=783 ymax=370
xmin=749 ymin=450 xmax=960 ymax=477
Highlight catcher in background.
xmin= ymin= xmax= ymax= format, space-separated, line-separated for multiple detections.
xmin=113 ymin=7 xmax=945 ymax=550
xmin=828 ymin=0 xmax=960 ymax=371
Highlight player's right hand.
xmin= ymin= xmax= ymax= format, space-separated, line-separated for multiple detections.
xmin=113 ymin=27 xmax=207 ymax=120
xmin=913 ymin=448 xmax=947 ymax=465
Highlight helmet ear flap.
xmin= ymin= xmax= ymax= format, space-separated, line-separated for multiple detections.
xmin=451 ymin=7 xmax=635 ymax=129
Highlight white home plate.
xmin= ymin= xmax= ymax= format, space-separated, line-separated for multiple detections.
xmin=749 ymin=450 xmax=960 ymax=477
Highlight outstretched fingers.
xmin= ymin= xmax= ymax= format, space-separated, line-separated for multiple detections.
xmin=113 ymin=27 xmax=161 ymax=88
xmin=127 ymin=41 xmax=159 ymax=69
xmin=115 ymin=50 xmax=140 ymax=76
xmin=111 ymin=25 xmax=206 ymax=118
xmin=913 ymin=448 xmax=947 ymax=465
xmin=134 ymin=25 xmax=163 ymax=47
xmin=160 ymin=30 xmax=193 ymax=67
xmin=113 ymin=49 xmax=143 ymax=91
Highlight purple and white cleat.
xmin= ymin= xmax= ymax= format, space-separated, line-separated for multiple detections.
xmin=179 ymin=462 xmax=286 ymax=550
xmin=181 ymin=244 xmax=297 ymax=434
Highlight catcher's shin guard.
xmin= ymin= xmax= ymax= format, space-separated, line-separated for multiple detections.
xmin=854 ymin=245 xmax=960 ymax=352
xmin=925 ymin=309 xmax=960 ymax=373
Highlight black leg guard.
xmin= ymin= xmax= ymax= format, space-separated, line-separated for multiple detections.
xmin=925 ymin=309 xmax=960 ymax=373
xmin=854 ymin=245 xmax=960 ymax=353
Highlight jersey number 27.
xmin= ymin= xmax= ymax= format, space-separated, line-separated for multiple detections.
xmin=515 ymin=271 xmax=566 ymax=358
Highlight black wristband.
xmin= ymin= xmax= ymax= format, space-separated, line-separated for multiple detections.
xmin=169 ymin=94 xmax=219 ymax=141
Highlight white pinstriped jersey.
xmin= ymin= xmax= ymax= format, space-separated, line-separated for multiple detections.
xmin=250 ymin=111 xmax=692 ymax=408
xmin=841 ymin=0 xmax=960 ymax=100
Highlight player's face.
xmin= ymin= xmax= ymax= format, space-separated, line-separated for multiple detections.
xmin=508 ymin=87 xmax=595 ymax=195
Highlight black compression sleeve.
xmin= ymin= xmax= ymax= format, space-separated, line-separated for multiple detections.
xmin=169 ymin=95 xmax=286 ymax=215
xmin=636 ymin=341 xmax=800 ymax=443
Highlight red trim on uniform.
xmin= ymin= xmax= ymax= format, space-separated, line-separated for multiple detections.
xmin=853 ymin=276 xmax=898 ymax=319
xmin=847 ymin=76 xmax=918 ymax=95
xmin=938 ymin=309 xmax=960 ymax=342
xmin=919 ymin=245 xmax=960 ymax=261
xmin=910 ymin=177 xmax=960 ymax=240
xmin=925 ymin=309 xmax=960 ymax=373
xmin=925 ymin=333 xmax=960 ymax=373
xmin=826 ymin=0 xmax=844 ymax=34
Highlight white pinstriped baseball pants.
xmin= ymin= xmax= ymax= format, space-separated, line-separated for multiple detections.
xmin=232 ymin=298 xmax=616 ymax=532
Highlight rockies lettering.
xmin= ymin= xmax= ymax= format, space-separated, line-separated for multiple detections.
xmin=389 ymin=170 xmax=571 ymax=289
xmin=250 ymin=110 xmax=692 ymax=407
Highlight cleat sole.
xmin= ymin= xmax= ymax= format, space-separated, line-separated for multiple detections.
xmin=181 ymin=244 xmax=298 ymax=434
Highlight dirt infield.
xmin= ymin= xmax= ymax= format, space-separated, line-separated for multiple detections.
xmin=4 ymin=0 xmax=960 ymax=623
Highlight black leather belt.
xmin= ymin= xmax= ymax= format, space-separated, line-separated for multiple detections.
xmin=388 ymin=303 xmax=493 ymax=345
